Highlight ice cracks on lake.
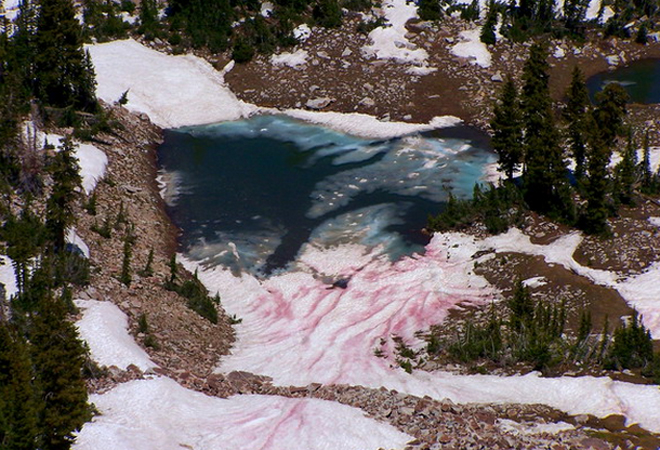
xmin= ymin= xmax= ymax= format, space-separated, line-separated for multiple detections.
xmin=184 ymin=228 xmax=660 ymax=433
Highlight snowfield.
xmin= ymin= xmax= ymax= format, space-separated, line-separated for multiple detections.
xmin=74 ymin=377 xmax=412 ymax=450
xmin=184 ymin=230 xmax=660 ymax=433
xmin=75 ymin=300 xmax=156 ymax=371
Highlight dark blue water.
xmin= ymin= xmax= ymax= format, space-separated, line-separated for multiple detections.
xmin=587 ymin=58 xmax=660 ymax=104
xmin=157 ymin=115 xmax=495 ymax=274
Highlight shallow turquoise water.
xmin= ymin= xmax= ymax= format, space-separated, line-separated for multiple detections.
xmin=157 ymin=115 xmax=496 ymax=274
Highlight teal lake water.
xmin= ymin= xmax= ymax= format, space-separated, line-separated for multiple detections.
xmin=157 ymin=115 xmax=496 ymax=274
xmin=587 ymin=58 xmax=660 ymax=104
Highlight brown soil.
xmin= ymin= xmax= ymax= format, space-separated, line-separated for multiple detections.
xmin=216 ymin=15 xmax=660 ymax=140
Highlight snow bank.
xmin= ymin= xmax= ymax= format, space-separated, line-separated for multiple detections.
xmin=271 ymin=49 xmax=308 ymax=69
xmin=75 ymin=300 xmax=156 ymax=371
xmin=42 ymin=131 xmax=107 ymax=194
xmin=183 ymin=227 xmax=660 ymax=432
xmin=87 ymin=39 xmax=257 ymax=128
xmin=0 ymin=255 xmax=17 ymax=299
xmin=282 ymin=109 xmax=461 ymax=139
xmin=451 ymin=28 xmax=492 ymax=68
xmin=74 ymin=377 xmax=412 ymax=450
xmin=362 ymin=0 xmax=431 ymax=69
xmin=75 ymin=142 xmax=108 ymax=194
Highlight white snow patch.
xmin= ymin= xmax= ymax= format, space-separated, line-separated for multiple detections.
xmin=66 ymin=228 xmax=90 ymax=258
xmin=75 ymin=300 xmax=156 ymax=371
xmin=271 ymin=49 xmax=309 ymax=69
xmin=0 ymin=255 xmax=17 ymax=299
xmin=74 ymin=377 xmax=412 ymax=450
xmin=497 ymin=419 xmax=575 ymax=435
xmin=76 ymin=142 xmax=108 ymax=194
xmin=261 ymin=1 xmax=274 ymax=16
xmin=451 ymin=28 xmax=492 ymax=68
xmin=649 ymin=217 xmax=660 ymax=228
xmin=87 ymin=39 xmax=257 ymax=128
xmin=281 ymin=109 xmax=461 ymax=139
xmin=293 ymin=23 xmax=312 ymax=42
xmin=46 ymin=133 xmax=107 ymax=194
xmin=522 ymin=276 xmax=547 ymax=288
xmin=362 ymin=0 xmax=433 ymax=72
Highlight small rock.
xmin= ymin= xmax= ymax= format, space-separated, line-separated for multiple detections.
xmin=491 ymin=72 xmax=503 ymax=82
xmin=305 ymin=97 xmax=333 ymax=110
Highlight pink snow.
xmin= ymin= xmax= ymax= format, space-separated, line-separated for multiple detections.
xmin=184 ymin=229 xmax=660 ymax=432
xmin=74 ymin=377 xmax=412 ymax=450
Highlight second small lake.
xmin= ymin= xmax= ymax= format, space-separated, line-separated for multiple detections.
xmin=587 ymin=58 xmax=660 ymax=104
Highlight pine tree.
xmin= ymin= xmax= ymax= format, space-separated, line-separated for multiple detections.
xmin=418 ymin=0 xmax=442 ymax=20
xmin=615 ymin=128 xmax=638 ymax=205
xmin=480 ymin=4 xmax=498 ymax=45
xmin=491 ymin=76 xmax=523 ymax=181
xmin=563 ymin=66 xmax=591 ymax=182
xmin=34 ymin=0 xmax=97 ymax=111
xmin=120 ymin=234 xmax=132 ymax=286
xmin=592 ymin=82 xmax=628 ymax=148
xmin=45 ymin=137 xmax=82 ymax=252
xmin=521 ymin=44 xmax=571 ymax=217
xmin=0 ymin=322 xmax=39 ymax=450
xmin=581 ymin=118 xmax=611 ymax=234
xmin=30 ymin=293 xmax=91 ymax=450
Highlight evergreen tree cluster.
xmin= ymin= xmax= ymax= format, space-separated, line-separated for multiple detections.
xmin=430 ymin=44 xmax=657 ymax=237
xmin=0 ymin=138 xmax=93 ymax=449
xmin=420 ymin=281 xmax=660 ymax=380
xmin=165 ymin=257 xmax=221 ymax=324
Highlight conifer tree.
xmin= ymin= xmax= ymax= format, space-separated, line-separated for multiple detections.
xmin=418 ymin=0 xmax=442 ymax=20
xmin=480 ymin=4 xmax=498 ymax=45
xmin=0 ymin=322 xmax=38 ymax=450
xmin=29 ymin=293 xmax=91 ymax=450
xmin=592 ymin=82 xmax=628 ymax=148
xmin=46 ymin=137 xmax=82 ymax=252
xmin=491 ymin=76 xmax=523 ymax=180
xmin=581 ymin=117 xmax=611 ymax=234
xmin=120 ymin=234 xmax=132 ymax=286
xmin=615 ymin=128 xmax=638 ymax=205
xmin=34 ymin=0 xmax=97 ymax=111
xmin=563 ymin=66 xmax=591 ymax=181
xmin=521 ymin=43 xmax=570 ymax=217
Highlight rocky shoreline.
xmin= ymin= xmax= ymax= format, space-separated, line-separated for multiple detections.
xmin=71 ymin=102 xmax=660 ymax=449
